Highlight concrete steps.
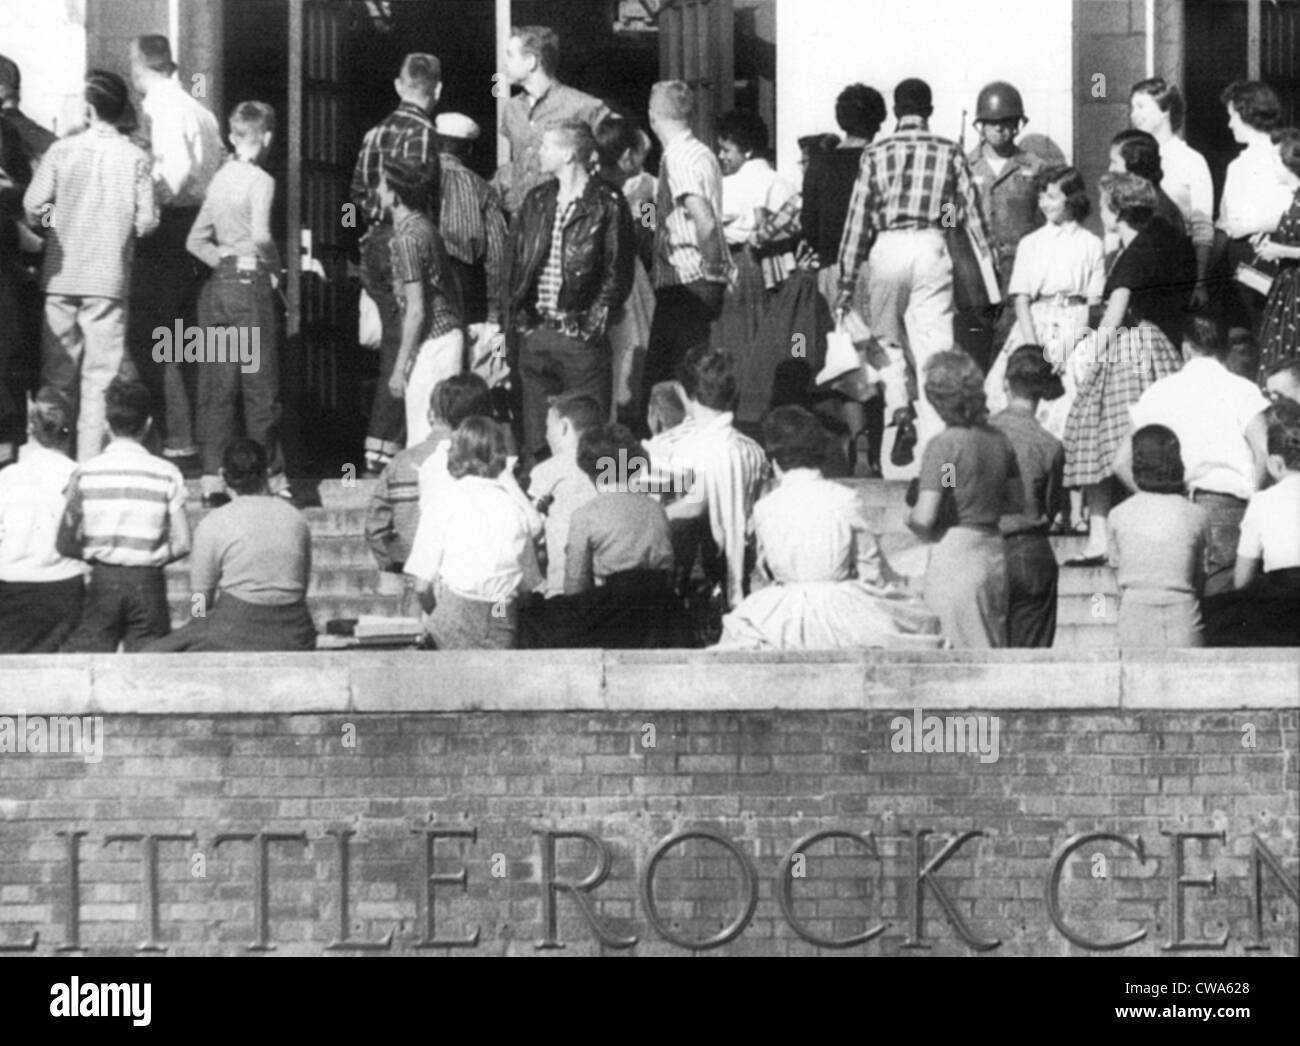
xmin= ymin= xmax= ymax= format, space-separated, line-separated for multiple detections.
xmin=167 ymin=478 xmax=1122 ymax=647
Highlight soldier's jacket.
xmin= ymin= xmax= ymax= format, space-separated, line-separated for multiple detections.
xmin=967 ymin=145 xmax=1045 ymax=286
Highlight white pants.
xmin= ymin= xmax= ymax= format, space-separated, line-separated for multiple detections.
xmin=404 ymin=328 xmax=465 ymax=448
xmin=41 ymin=295 xmax=129 ymax=463
xmin=866 ymin=229 xmax=954 ymax=478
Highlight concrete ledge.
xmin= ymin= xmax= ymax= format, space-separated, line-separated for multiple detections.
xmin=0 ymin=649 xmax=1295 ymax=715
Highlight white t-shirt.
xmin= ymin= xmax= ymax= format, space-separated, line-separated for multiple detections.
xmin=721 ymin=158 xmax=796 ymax=246
xmin=1237 ymin=473 xmax=1300 ymax=573
xmin=1129 ymin=357 xmax=1270 ymax=500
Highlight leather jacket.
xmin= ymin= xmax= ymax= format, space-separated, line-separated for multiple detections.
xmin=504 ymin=174 xmax=635 ymax=338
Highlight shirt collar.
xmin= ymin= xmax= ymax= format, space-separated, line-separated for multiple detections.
xmin=103 ymin=437 xmax=149 ymax=454
xmin=692 ymin=410 xmax=735 ymax=433
xmin=396 ymin=100 xmax=431 ymax=119
xmin=895 ymin=115 xmax=928 ymax=132
xmin=778 ymin=467 xmax=821 ymax=486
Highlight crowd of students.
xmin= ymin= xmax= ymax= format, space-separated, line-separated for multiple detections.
xmin=1 ymin=26 xmax=1298 ymax=652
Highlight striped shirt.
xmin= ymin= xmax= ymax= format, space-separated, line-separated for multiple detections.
xmin=536 ymin=197 xmax=578 ymax=315
xmin=390 ymin=210 xmax=462 ymax=341
xmin=350 ymin=102 xmax=440 ymax=226
xmin=439 ymin=154 xmax=507 ymax=324
xmin=364 ymin=427 xmax=447 ymax=571
xmin=61 ymin=439 xmax=187 ymax=568
xmin=645 ymin=411 xmax=769 ymax=609
xmin=652 ymin=130 xmax=733 ymax=289
xmin=837 ymin=116 xmax=992 ymax=294
xmin=23 ymin=125 xmax=159 ymax=299
xmin=0 ymin=444 xmax=86 ymax=583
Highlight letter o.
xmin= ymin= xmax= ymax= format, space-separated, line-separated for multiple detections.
xmin=641 ymin=829 xmax=758 ymax=950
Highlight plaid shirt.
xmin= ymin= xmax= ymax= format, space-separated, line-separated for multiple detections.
xmin=536 ymin=196 xmax=578 ymax=315
xmin=837 ymin=116 xmax=992 ymax=294
xmin=350 ymin=102 xmax=440 ymax=226
xmin=390 ymin=210 xmax=462 ymax=341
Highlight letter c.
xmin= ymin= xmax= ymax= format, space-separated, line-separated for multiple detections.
xmin=1045 ymin=831 xmax=1149 ymax=951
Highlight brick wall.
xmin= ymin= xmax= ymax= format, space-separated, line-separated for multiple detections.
xmin=0 ymin=650 xmax=1296 ymax=956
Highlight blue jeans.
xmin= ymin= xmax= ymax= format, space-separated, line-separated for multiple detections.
xmin=63 ymin=564 xmax=170 ymax=653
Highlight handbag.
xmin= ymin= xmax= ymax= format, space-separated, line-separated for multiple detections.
xmin=1234 ymin=256 xmax=1276 ymax=297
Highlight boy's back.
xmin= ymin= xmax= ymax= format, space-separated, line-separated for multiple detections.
xmin=187 ymin=158 xmax=279 ymax=269
xmin=27 ymin=127 xmax=157 ymax=298
xmin=1107 ymin=492 xmax=1210 ymax=598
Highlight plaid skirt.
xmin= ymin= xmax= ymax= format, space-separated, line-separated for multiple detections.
xmin=1062 ymin=321 xmax=1183 ymax=488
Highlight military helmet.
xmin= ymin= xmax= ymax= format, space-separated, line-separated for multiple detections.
xmin=975 ymin=81 xmax=1025 ymax=122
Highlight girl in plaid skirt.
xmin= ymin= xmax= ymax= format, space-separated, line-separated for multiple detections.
xmin=1063 ymin=173 xmax=1192 ymax=565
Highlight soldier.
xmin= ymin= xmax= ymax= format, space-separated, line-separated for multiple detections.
xmin=960 ymin=81 xmax=1044 ymax=371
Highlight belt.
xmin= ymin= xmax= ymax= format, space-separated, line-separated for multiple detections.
xmin=1033 ymin=294 xmax=1088 ymax=306
xmin=522 ymin=309 xmax=588 ymax=338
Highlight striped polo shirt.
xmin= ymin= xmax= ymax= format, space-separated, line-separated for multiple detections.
xmin=62 ymin=440 xmax=187 ymax=568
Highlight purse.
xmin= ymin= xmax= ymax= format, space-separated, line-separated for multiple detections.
xmin=1234 ymin=256 xmax=1276 ymax=297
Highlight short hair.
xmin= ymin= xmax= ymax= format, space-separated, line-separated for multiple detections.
xmin=894 ymin=78 xmax=933 ymax=118
xmin=1221 ymin=80 xmax=1282 ymax=132
xmin=923 ymin=351 xmax=987 ymax=427
xmin=382 ymin=155 xmax=437 ymax=213
xmin=511 ymin=26 xmax=559 ymax=77
xmin=400 ymin=53 xmax=442 ymax=94
xmin=1225 ymin=329 xmax=1260 ymax=380
xmin=104 ymin=376 xmax=151 ymax=438
xmin=798 ymin=133 xmax=841 ymax=158
xmin=447 ymin=416 xmax=508 ymax=480
xmin=594 ymin=114 xmax=637 ymax=167
xmin=1131 ymin=424 xmax=1186 ymax=494
xmin=229 ymin=100 xmax=276 ymax=140
xmin=1036 ymin=164 xmax=1091 ymax=221
xmin=1111 ymin=129 xmax=1164 ymax=184
xmin=431 ymin=373 xmax=492 ymax=430
xmin=29 ymin=387 xmax=73 ymax=449
xmin=222 ymin=438 xmax=268 ymax=495
xmin=762 ymin=405 xmax=829 ymax=472
xmin=716 ymin=110 xmax=769 ymax=155
xmin=577 ymin=423 xmax=649 ymax=489
xmin=1004 ymin=345 xmax=1065 ymax=403
xmin=677 ymin=349 xmax=738 ymax=412
xmin=133 ymin=35 xmax=177 ymax=75
xmin=650 ymin=81 xmax=695 ymax=124
xmin=1130 ymin=77 xmax=1185 ymax=134
xmin=648 ymin=381 xmax=686 ymax=431
xmin=835 ymin=83 xmax=887 ymax=140
xmin=1183 ymin=314 xmax=1227 ymax=359
xmin=1272 ymin=127 xmax=1300 ymax=179
xmin=548 ymin=392 xmax=603 ymax=438
xmin=1098 ymin=171 xmax=1157 ymax=230
xmin=546 ymin=119 xmax=597 ymax=169
xmin=1266 ymin=399 xmax=1300 ymax=468
xmin=84 ymin=70 xmax=130 ymax=125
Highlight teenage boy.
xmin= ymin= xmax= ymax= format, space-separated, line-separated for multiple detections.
xmin=527 ymin=393 xmax=601 ymax=596
xmin=496 ymin=25 xmax=610 ymax=217
xmin=23 ymin=71 xmax=159 ymax=463
xmin=57 ymin=378 xmax=191 ymax=651
xmin=186 ymin=101 xmax=288 ymax=506
xmin=646 ymin=349 xmax=768 ymax=611
xmin=380 ymin=156 xmax=464 ymax=451
xmin=504 ymin=120 xmax=634 ymax=464
xmin=350 ymin=54 xmax=443 ymax=475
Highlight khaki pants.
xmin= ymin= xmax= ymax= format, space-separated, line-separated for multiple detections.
xmin=866 ymin=228 xmax=954 ymax=478
xmin=405 ymin=328 xmax=465 ymax=449
xmin=41 ymin=294 xmax=129 ymax=463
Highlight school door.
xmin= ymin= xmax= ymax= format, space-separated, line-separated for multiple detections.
xmin=282 ymin=0 xmax=357 ymax=469
xmin=657 ymin=0 xmax=734 ymax=145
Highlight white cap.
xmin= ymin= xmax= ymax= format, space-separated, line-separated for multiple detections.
xmin=436 ymin=113 xmax=481 ymax=141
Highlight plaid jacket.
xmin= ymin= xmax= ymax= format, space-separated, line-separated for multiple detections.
xmin=837 ymin=117 xmax=992 ymax=293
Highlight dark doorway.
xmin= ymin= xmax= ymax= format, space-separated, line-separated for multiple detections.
xmin=1182 ymin=0 xmax=1248 ymax=206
